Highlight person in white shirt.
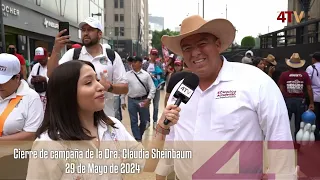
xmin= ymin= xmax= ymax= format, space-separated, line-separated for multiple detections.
xmin=149 ymin=15 xmax=297 ymax=180
xmin=306 ymin=52 xmax=320 ymax=140
xmin=0 ymin=53 xmax=44 ymax=179
xmin=121 ymin=56 xmax=156 ymax=141
xmin=27 ymin=60 xmax=144 ymax=180
xmin=47 ymin=17 xmax=128 ymax=117
xmin=27 ymin=47 xmax=49 ymax=110
xmin=241 ymin=50 xmax=254 ymax=64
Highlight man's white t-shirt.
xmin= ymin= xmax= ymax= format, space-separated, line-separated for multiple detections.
xmin=58 ymin=45 xmax=127 ymax=117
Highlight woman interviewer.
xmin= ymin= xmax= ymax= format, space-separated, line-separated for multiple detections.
xmin=27 ymin=60 xmax=144 ymax=179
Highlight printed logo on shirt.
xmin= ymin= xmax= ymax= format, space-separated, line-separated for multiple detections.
xmin=286 ymin=79 xmax=303 ymax=94
xmin=289 ymin=73 xmax=303 ymax=77
xmin=99 ymin=56 xmax=108 ymax=65
xmin=0 ymin=66 xmax=7 ymax=72
xmin=216 ymin=90 xmax=236 ymax=99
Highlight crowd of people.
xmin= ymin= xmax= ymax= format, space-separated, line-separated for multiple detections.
xmin=242 ymin=50 xmax=320 ymax=144
xmin=0 ymin=14 xmax=314 ymax=179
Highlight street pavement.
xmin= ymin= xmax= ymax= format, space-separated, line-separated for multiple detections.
xmin=122 ymin=90 xmax=166 ymax=179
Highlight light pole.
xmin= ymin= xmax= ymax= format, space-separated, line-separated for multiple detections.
xmin=0 ymin=0 xmax=6 ymax=52
xmin=202 ymin=0 xmax=204 ymax=18
xmin=300 ymin=0 xmax=311 ymax=44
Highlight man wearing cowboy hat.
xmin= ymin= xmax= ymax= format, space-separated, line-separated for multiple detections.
xmin=152 ymin=15 xmax=296 ymax=180
xmin=279 ymin=53 xmax=314 ymax=140
xmin=263 ymin=54 xmax=277 ymax=78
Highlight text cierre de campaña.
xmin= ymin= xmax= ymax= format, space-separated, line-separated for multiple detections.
xmin=13 ymin=148 xmax=192 ymax=160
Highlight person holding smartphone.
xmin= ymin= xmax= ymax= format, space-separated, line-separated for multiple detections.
xmin=27 ymin=47 xmax=49 ymax=110
xmin=47 ymin=17 xmax=128 ymax=117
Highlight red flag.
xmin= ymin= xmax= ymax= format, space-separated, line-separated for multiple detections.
xmin=162 ymin=44 xmax=169 ymax=61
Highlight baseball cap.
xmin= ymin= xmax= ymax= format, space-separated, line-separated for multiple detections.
xmin=72 ymin=44 xmax=82 ymax=48
xmin=311 ymin=52 xmax=320 ymax=61
xmin=132 ymin=56 xmax=143 ymax=62
xmin=0 ymin=53 xmax=21 ymax=84
xmin=34 ymin=47 xmax=48 ymax=61
xmin=79 ymin=17 xmax=103 ymax=32
xmin=174 ymin=60 xmax=182 ymax=65
xmin=150 ymin=48 xmax=158 ymax=55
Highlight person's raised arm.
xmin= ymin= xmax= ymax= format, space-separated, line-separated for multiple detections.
xmin=47 ymin=30 xmax=70 ymax=77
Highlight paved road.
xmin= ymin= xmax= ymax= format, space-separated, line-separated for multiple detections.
xmin=122 ymin=90 xmax=166 ymax=179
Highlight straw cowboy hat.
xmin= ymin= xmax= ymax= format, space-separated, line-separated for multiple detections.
xmin=285 ymin=53 xmax=305 ymax=68
xmin=161 ymin=15 xmax=236 ymax=56
xmin=263 ymin=54 xmax=277 ymax=66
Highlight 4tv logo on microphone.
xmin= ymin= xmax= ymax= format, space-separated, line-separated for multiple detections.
xmin=177 ymin=84 xmax=193 ymax=98
xmin=277 ymin=10 xmax=305 ymax=23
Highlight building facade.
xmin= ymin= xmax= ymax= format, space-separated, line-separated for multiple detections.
xmin=0 ymin=0 xmax=107 ymax=63
xmin=104 ymin=0 xmax=149 ymax=58
xmin=287 ymin=0 xmax=320 ymax=26
xmin=149 ymin=15 xmax=164 ymax=31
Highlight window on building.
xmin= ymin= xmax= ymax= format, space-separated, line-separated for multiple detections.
xmin=114 ymin=14 xmax=119 ymax=22
xmin=115 ymin=27 xmax=119 ymax=36
xmin=120 ymin=14 xmax=124 ymax=22
xmin=120 ymin=27 xmax=124 ymax=36
xmin=120 ymin=0 xmax=124 ymax=8
xmin=114 ymin=0 xmax=118 ymax=8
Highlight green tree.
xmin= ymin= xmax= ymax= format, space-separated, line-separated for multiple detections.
xmin=151 ymin=29 xmax=179 ymax=55
xmin=241 ymin=36 xmax=255 ymax=49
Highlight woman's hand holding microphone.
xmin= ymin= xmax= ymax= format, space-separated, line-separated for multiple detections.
xmin=156 ymin=104 xmax=181 ymax=135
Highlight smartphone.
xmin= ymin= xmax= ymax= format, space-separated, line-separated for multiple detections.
xmin=58 ymin=22 xmax=69 ymax=37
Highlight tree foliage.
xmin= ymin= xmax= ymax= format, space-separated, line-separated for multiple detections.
xmin=241 ymin=36 xmax=255 ymax=49
xmin=151 ymin=29 xmax=179 ymax=55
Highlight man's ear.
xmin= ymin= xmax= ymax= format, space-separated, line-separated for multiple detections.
xmin=215 ymin=39 xmax=222 ymax=52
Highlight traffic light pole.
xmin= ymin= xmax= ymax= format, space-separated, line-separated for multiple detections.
xmin=0 ymin=0 xmax=6 ymax=52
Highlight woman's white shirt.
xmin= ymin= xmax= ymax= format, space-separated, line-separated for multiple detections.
xmin=26 ymin=117 xmax=145 ymax=180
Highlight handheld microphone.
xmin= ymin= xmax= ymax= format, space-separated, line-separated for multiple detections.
xmin=163 ymin=73 xmax=199 ymax=125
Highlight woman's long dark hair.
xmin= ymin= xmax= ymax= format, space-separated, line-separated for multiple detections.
xmin=36 ymin=60 xmax=115 ymax=140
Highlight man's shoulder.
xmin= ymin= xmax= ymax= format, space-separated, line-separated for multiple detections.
xmin=59 ymin=49 xmax=75 ymax=64
xmin=229 ymin=61 xmax=264 ymax=76
xmin=140 ymin=69 xmax=149 ymax=74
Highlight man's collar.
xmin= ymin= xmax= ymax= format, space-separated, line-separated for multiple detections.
xmin=131 ymin=69 xmax=143 ymax=74
xmin=81 ymin=44 xmax=105 ymax=55
xmin=0 ymin=80 xmax=29 ymax=101
xmin=214 ymin=56 xmax=235 ymax=84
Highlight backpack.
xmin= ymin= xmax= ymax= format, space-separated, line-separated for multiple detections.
xmin=72 ymin=48 xmax=116 ymax=65
xmin=33 ymin=65 xmax=48 ymax=93
xmin=311 ymin=64 xmax=319 ymax=80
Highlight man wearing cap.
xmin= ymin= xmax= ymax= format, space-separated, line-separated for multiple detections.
xmin=121 ymin=56 xmax=156 ymax=141
xmin=27 ymin=47 xmax=49 ymax=110
xmin=142 ymin=48 xmax=164 ymax=129
xmin=306 ymin=52 xmax=320 ymax=140
xmin=241 ymin=50 xmax=254 ymax=64
xmin=279 ymin=53 xmax=314 ymax=143
xmin=149 ymin=15 xmax=296 ymax=180
xmin=47 ymin=17 xmax=128 ymax=118
xmin=7 ymin=44 xmax=27 ymax=80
